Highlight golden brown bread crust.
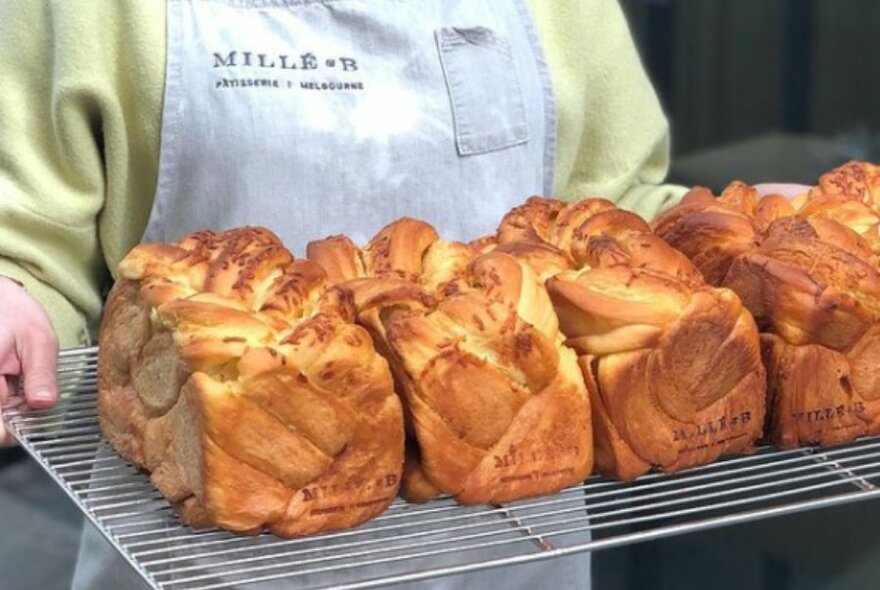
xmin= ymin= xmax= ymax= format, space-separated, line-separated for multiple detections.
xmin=362 ymin=218 xmax=440 ymax=282
xmin=496 ymin=197 xmax=566 ymax=245
xmin=469 ymin=234 xmax=499 ymax=255
xmin=495 ymin=196 xmax=766 ymax=480
xmin=490 ymin=242 xmax=574 ymax=293
xmin=304 ymin=235 xmax=364 ymax=284
xmin=308 ymin=219 xmax=593 ymax=504
xmin=652 ymin=186 xmax=763 ymax=286
xmin=99 ymin=227 xmax=404 ymax=536
xmin=761 ymin=334 xmax=880 ymax=447
xmin=799 ymin=161 xmax=880 ymax=253
xmin=723 ymin=218 xmax=880 ymax=447
xmin=796 ymin=195 xmax=880 ymax=253
xmin=813 ymin=161 xmax=880 ymax=211
xmin=654 ymin=162 xmax=880 ymax=448
xmin=755 ymin=195 xmax=797 ymax=229
xmin=653 ymin=170 xmax=880 ymax=286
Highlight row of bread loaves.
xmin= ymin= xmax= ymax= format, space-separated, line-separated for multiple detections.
xmin=99 ymin=161 xmax=880 ymax=537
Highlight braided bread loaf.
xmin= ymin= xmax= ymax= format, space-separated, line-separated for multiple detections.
xmin=307 ymin=218 xmax=593 ymax=504
xmin=492 ymin=197 xmax=766 ymax=480
xmin=795 ymin=161 xmax=880 ymax=252
xmin=654 ymin=162 xmax=880 ymax=448
xmin=98 ymin=227 xmax=403 ymax=536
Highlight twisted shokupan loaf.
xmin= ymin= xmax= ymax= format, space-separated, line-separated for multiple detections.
xmin=98 ymin=227 xmax=404 ymax=536
xmin=793 ymin=161 xmax=880 ymax=253
xmin=490 ymin=197 xmax=766 ymax=481
xmin=654 ymin=162 xmax=880 ymax=448
xmin=307 ymin=218 xmax=593 ymax=504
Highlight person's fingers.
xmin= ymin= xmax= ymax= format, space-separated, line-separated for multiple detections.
xmin=18 ymin=330 xmax=59 ymax=409
xmin=0 ymin=278 xmax=60 ymax=411
xmin=0 ymin=410 xmax=9 ymax=447
xmin=0 ymin=357 xmax=20 ymax=374
xmin=0 ymin=325 xmax=20 ymax=376
xmin=753 ymin=182 xmax=812 ymax=200
xmin=0 ymin=380 xmax=11 ymax=446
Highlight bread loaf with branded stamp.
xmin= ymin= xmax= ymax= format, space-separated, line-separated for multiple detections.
xmin=492 ymin=197 xmax=766 ymax=481
xmin=307 ymin=218 xmax=593 ymax=504
xmin=654 ymin=161 xmax=880 ymax=448
xmin=98 ymin=227 xmax=403 ymax=536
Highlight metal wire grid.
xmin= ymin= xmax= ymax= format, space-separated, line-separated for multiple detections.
xmin=4 ymin=347 xmax=880 ymax=590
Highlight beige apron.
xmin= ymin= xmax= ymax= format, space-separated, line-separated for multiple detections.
xmin=142 ymin=0 xmax=556 ymax=252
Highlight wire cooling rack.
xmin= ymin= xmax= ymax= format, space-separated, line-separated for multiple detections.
xmin=4 ymin=347 xmax=880 ymax=589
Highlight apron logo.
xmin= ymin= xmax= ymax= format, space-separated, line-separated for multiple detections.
xmin=213 ymin=51 xmax=358 ymax=71
xmin=213 ymin=51 xmax=364 ymax=92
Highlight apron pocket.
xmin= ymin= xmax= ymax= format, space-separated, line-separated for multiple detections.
xmin=436 ymin=26 xmax=529 ymax=156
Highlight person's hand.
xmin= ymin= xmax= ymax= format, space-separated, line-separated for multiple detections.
xmin=753 ymin=183 xmax=813 ymax=200
xmin=0 ymin=277 xmax=59 ymax=446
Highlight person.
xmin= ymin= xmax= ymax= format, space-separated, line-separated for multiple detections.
xmin=0 ymin=1 xmax=808 ymax=588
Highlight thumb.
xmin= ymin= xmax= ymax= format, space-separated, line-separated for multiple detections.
xmin=19 ymin=333 xmax=59 ymax=409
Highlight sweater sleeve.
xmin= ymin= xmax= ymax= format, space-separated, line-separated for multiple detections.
xmin=527 ymin=0 xmax=688 ymax=221
xmin=0 ymin=1 xmax=164 ymax=347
